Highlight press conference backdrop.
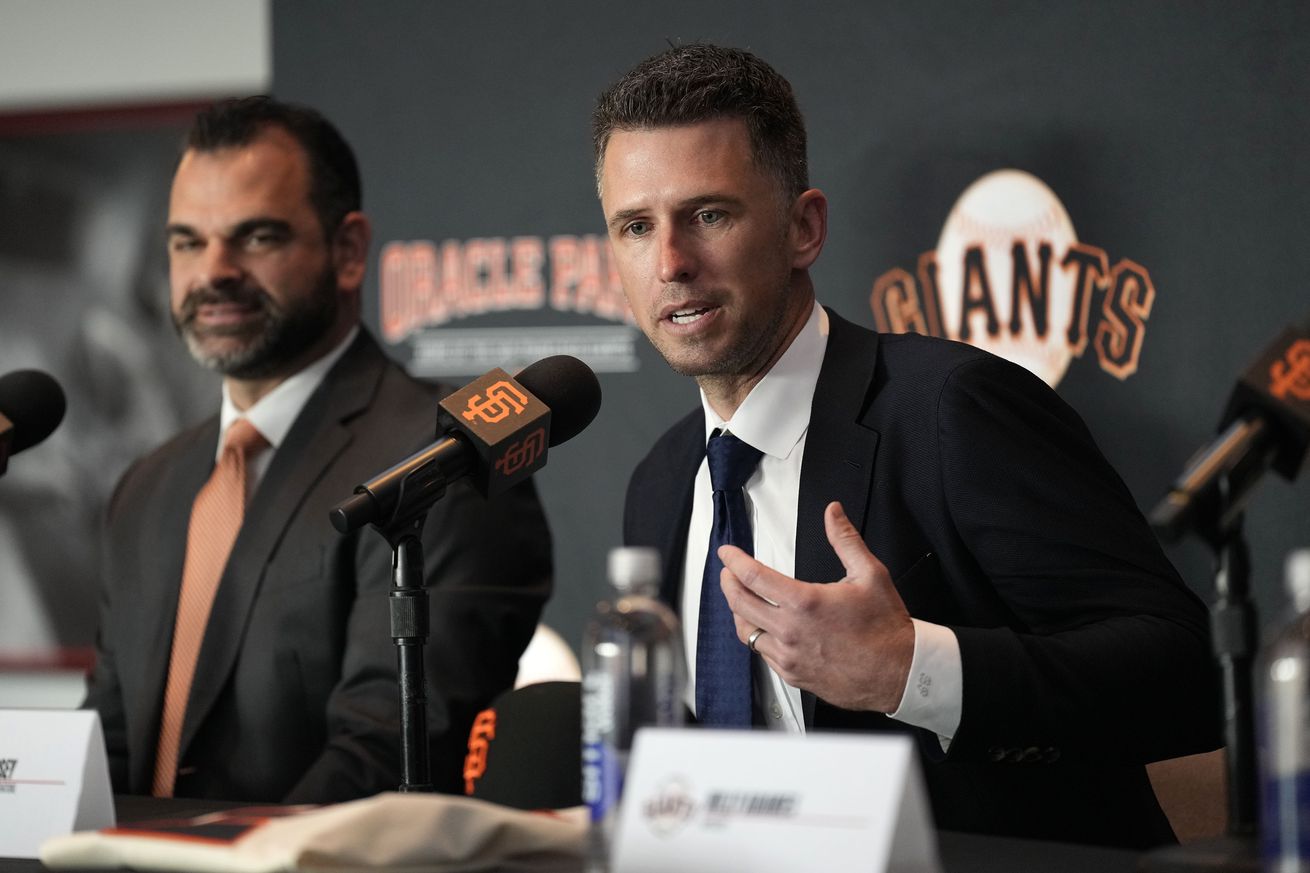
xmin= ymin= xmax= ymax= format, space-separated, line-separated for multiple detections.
xmin=1 ymin=1 xmax=1306 ymax=669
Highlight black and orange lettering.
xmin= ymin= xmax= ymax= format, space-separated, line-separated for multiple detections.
xmin=1094 ymin=259 xmax=1154 ymax=380
xmin=1060 ymin=243 xmax=1109 ymax=356
xmin=1010 ymin=241 xmax=1052 ymax=338
xmin=958 ymin=246 xmax=1000 ymax=341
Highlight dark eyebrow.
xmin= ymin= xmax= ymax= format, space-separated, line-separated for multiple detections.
xmin=606 ymin=208 xmax=646 ymax=232
xmin=606 ymin=194 xmax=745 ymax=232
xmin=230 ymin=218 xmax=292 ymax=239
xmin=165 ymin=218 xmax=293 ymax=240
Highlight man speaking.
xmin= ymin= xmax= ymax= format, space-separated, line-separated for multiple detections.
xmin=85 ymin=97 xmax=552 ymax=802
xmin=596 ymin=44 xmax=1220 ymax=847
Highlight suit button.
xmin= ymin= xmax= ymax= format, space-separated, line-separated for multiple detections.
xmin=987 ymin=746 xmax=1006 ymax=762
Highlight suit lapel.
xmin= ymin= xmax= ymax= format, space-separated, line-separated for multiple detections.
xmin=179 ymin=333 xmax=385 ymax=755
xmin=795 ymin=310 xmax=882 ymax=727
xmin=653 ymin=412 xmax=705 ymax=609
xmin=796 ymin=310 xmax=882 ymax=583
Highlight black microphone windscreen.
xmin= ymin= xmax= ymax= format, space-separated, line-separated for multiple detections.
xmin=0 ymin=369 xmax=66 ymax=454
xmin=515 ymin=355 xmax=601 ymax=447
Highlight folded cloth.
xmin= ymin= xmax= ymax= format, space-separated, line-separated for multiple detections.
xmin=40 ymin=793 xmax=586 ymax=873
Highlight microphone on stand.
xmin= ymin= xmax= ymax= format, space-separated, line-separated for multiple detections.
xmin=1150 ymin=317 xmax=1310 ymax=544
xmin=331 ymin=354 xmax=601 ymax=532
xmin=0 ymin=369 xmax=67 ymax=477
xmin=1141 ymin=316 xmax=1310 ymax=873
xmin=328 ymin=354 xmax=600 ymax=793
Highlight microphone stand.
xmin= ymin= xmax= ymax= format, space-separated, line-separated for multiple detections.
xmin=336 ymin=438 xmax=468 ymax=792
xmin=375 ymin=511 xmax=434 ymax=793
xmin=1141 ymin=471 xmax=1259 ymax=872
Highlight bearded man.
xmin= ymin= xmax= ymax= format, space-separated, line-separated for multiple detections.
xmin=84 ymin=97 xmax=552 ymax=803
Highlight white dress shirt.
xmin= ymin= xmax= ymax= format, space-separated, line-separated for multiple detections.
xmin=216 ymin=326 xmax=359 ymax=498
xmin=679 ymin=303 xmax=962 ymax=744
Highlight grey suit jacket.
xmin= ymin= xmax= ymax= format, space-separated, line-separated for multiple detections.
xmin=624 ymin=309 xmax=1220 ymax=848
xmin=86 ymin=330 xmax=552 ymax=802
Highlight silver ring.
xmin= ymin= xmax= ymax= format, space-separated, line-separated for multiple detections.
xmin=747 ymin=628 xmax=766 ymax=653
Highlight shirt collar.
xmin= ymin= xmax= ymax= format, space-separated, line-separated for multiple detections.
xmin=218 ymin=325 xmax=360 ymax=459
xmin=700 ymin=302 xmax=829 ymax=459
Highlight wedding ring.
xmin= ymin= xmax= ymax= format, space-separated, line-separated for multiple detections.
xmin=748 ymin=627 xmax=766 ymax=653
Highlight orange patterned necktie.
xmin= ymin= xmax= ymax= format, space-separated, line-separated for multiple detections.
xmin=152 ymin=418 xmax=267 ymax=797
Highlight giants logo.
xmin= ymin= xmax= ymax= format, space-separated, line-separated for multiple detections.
xmin=642 ymin=777 xmax=697 ymax=837
xmin=1270 ymin=339 xmax=1310 ymax=401
xmin=495 ymin=427 xmax=546 ymax=477
xmin=871 ymin=169 xmax=1155 ymax=388
xmin=463 ymin=381 xmax=529 ymax=424
xmin=463 ymin=709 xmax=496 ymax=795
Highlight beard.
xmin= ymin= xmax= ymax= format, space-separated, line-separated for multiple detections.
xmin=172 ymin=266 xmax=340 ymax=380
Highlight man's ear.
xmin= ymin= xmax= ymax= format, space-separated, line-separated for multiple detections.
xmin=789 ymin=188 xmax=828 ymax=271
xmin=332 ymin=211 xmax=371 ymax=292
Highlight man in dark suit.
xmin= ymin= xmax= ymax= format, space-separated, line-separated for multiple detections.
xmin=84 ymin=97 xmax=551 ymax=803
xmin=595 ymin=44 xmax=1219 ymax=848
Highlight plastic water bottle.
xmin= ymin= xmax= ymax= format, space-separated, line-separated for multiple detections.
xmin=581 ymin=546 xmax=686 ymax=872
xmin=1260 ymin=550 xmax=1310 ymax=872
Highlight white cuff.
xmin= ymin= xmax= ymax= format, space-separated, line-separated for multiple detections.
xmin=888 ymin=618 xmax=962 ymax=751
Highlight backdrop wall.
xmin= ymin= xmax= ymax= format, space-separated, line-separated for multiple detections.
xmin=2 ymin=1 xmax=1305 ymax=673
xmin=268 ymin=0 xmax=1309 ymax=654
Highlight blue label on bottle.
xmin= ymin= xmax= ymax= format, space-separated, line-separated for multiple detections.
xmin=581 ymin=670 xmax=623 ymax=826
xmin=582 ymin=738 xmax=623 ymax=823
xmin=1262 ymin=770 xmax=1310 ymax=866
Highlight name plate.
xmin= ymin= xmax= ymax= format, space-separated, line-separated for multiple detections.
xmin=0 ymin=709 xmax=114 ymax=858
xmin=614 ymin=728 xmax=940 ymax=873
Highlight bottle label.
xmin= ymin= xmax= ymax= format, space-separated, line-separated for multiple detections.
xmin=1262 ymin=770 xmax=1310 ymax=866
xmin=582 ymin=670 xmax=622 ymax=825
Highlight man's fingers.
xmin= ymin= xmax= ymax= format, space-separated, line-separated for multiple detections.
xmin=719 ymin=544 xmax=792 ymax=606
xmin=823 ymin=501 xmax=885 ymax=581
xmin=720 ymin=562 xmax=781 ymax=632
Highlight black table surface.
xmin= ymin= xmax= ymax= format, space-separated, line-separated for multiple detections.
xmin=1 ymin=795 xmax=1147 ymax=873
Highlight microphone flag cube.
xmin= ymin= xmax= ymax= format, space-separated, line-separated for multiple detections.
xmin=438 ymin=368 xmax=551 ymax=498
xmin=1222 ymin=323 xmax=1310 ymax=481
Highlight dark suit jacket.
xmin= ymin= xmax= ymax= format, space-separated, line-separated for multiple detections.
xmin=624 ymin=309 xmax=1220 ymax=849
xmin=86 ymin=330 xmax=552 ymax=803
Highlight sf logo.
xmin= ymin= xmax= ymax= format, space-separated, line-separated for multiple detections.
xmin=495 ymin=428 xmax=546 ymax=476
xmin=463 ymin=381 xmax=529 ymax=424
xmin=463 ymin=710 xmax=496 ymax=794
xmin=1269 ymin=339 xmax=1310 ymax=402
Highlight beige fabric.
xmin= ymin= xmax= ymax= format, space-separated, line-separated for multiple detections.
xmin=41 ymin=793 xmax=586 ymax=872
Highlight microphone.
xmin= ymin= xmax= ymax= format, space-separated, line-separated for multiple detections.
xmin=330 ymin=355 xmax=601 ymax=533
xmin=0 ymin=369 xmax=67 ymax=476
xmin=1150 ymin=318 xmax=1310 ymax=542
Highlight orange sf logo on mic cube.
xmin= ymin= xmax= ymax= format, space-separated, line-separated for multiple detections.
xmin=438 ymin=368 xmax=551 ymax=497
xmin=1270 ymin=339 xmax=1310 ymax=402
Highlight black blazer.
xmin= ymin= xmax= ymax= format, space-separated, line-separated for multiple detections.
xmin=86 ymin=330 xmax=552 ymax=802
xmin=624 ymin=309 xmax=1220 ymax=849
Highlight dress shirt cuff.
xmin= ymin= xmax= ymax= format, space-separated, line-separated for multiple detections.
xmin=888 ymin=618 xmax=962 ymax=751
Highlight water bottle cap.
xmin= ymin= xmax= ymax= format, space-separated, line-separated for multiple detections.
xmin=1288 ymin=549 xmax=1310 ymax=612
xmin=608 ymin=546 xmax=660 ymax=593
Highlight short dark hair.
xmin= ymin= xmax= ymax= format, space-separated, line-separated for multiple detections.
xmin=184 ymin=96 xmax=361 ymax=237
xmin=592 ymin=44 xmax=809 ymax=200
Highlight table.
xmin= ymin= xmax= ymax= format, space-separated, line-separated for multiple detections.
xmin=1 ymin=795 xmax=1146 ymax=873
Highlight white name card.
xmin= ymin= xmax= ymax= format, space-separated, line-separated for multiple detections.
xmin=0 ymin=709 xmax=114 ymax=859
xmin=613 ymin=728 xmax=940 ymax=873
